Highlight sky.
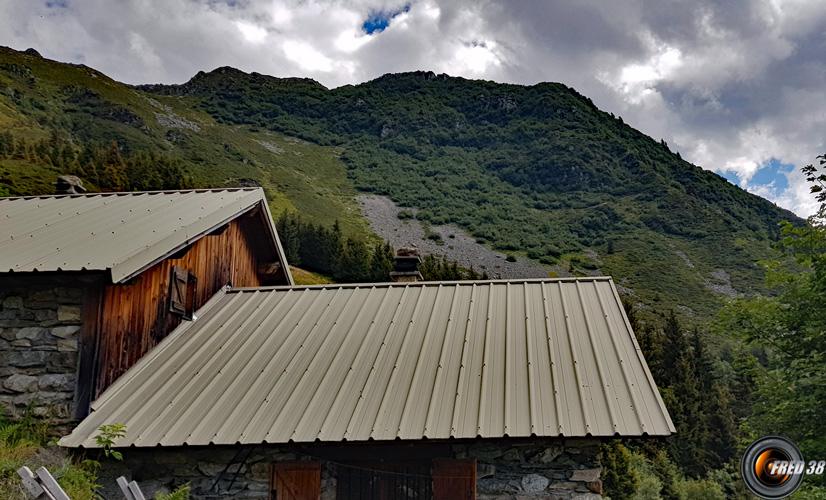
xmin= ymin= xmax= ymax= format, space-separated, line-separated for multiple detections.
xmin=1 ymin=0 xmax=824 ymax=217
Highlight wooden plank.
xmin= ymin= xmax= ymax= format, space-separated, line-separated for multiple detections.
xmin=273 ymin=462 xmax=321 ymax=500
xmin=17 ymin=466 xmax=45 ymax=498
xmin=117 ymin=476 xmax=136 ymax=500
xmin=432 ymin=459 xmax=476 ymax=500
xmin=128 ymin=480 xmax=147 ymax=500
xmin=35 ymin=466 xmax=70 ymax=500
xmin=74 ymin=278 xmax=104 ymax=417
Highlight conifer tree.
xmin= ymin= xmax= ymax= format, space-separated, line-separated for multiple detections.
xmin=661 ymin=311 xmax=706 ymax=477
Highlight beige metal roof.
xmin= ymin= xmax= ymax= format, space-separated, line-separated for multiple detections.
xmin=0 ymin=188 xmax=293 ymax=284
xmin=61 ymin=278 xmax=673 ymax=448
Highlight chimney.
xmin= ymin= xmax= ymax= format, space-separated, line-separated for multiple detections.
xmin=390 ymin=247 xmax=422 ymax=282
xmin=55 ymin=175 xmax=86 ymax=195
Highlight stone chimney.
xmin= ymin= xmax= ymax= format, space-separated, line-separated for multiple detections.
xmin=390 ymin=247 xmax=422 ymax=283
xmin=55 ymin=175 xmax=86 ymax=195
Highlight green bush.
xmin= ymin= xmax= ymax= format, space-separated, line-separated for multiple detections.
xmin=0 ymin=410 xmax=100 ymax=499
xmin=156 ymin=483 xmax=191 ymax=500
xmin=599 ymin=441 xmax=638 ymax=499
xmin=628 ymin=452 xmax=662 ymax=500
xmin=675 ymin=478 xmax=725 ymax=500
xmin=56 ymin=460 xmax=100 ymax=500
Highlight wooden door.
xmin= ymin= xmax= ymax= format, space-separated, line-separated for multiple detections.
xmin=432 ymin=459 xmax=476 ymax=500
xmin=271 ymin=462 xmax=321 ymax=500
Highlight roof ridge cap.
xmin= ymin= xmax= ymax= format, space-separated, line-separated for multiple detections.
xmin=0 ymin=187 xmax=262 ymax=201
xmin=228 ymin=276 xmax=614 ymax=293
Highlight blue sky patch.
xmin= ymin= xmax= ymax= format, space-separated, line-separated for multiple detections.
xmin=719 ymin=159 xmax=795 ymax=203
xmin=362 ymin=3 xmax=411 ymax=34
xmin=750 ymin=159 xmax=793 ymax=192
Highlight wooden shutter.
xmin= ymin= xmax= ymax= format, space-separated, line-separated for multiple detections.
xmin=169 ymin=266 xmax=197 ymax=320
xmin=169 ymin=266 xmax=188 ymax=316
xmin=271 ymin=462 xmax=321 ymax=500
xmin=432 ymin=459 xmax=476 ymax=500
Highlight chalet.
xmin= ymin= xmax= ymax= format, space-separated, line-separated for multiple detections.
xmin=1 ymin=187 xmax=673 ymax=499
xmin=0 ymin=188 xmax=292 ymax=422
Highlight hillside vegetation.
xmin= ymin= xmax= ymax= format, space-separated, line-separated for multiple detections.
xmin=142 ymin=65 xmax=799 ymax=315
xmin=0 ymin=46 xmax=799 ymax=316
xmin=0 ymin=46 xmax=370 ymax=239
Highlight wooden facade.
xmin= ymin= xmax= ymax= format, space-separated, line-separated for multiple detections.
xmin=89 ymin=211 xmax=286 ymax=399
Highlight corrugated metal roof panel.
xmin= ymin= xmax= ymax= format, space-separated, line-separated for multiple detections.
xmin=0 ymin=188 xmax=293 ymax=284
xmin=60 ymin=278 xmax=674 ymax=448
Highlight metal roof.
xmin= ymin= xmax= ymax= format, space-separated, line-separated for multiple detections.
xmin=61 ymin=277 xmax=673 ymax=448
xmin=0 ymin=188 xmax=293 ymax=284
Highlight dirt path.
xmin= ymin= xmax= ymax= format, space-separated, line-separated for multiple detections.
xmin=358 ymin=195 xmax=553 ymax=279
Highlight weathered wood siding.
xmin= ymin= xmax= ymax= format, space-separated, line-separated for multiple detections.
xmin=95 ymin=215 xmax=278 ymax=395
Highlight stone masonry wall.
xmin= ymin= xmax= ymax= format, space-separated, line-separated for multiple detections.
xmin=0 ymin=278 xmax=87 ymax=421
xmin=461 ymin=439 xmax=602 ymax=499
xmin=96 ymin=439 xmax=602 ymax=499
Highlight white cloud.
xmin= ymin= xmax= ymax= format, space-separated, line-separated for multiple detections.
xmin=235 ymin=21 xmax=268 ymax=44
xmin=445 ymin=40 xmax=501 ymax=76
xmin=609 ymin=42 xmax=682 ymax=104
xmin=0 ymin=0 xmax=823 ymax=216
xmin=283 ymin=40 xmax=334 ymax=72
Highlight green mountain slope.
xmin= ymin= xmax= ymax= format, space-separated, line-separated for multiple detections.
xmin=0 ymin=46 xmax=798 ymax=316
xmin=0 ymin=47 xmax=370 ymax=238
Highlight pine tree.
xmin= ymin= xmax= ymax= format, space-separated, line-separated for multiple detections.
xmin=692 ymin=329 xmax=738 ymax=469
xmin=100 ymin=141 xmax=128 ymax=191
xmin=661 ymin=311 xmax=706 ymax=477
xmin=338 ymin=238 xmax=370 ymax=282
xmin=369 ymin=242 xmax=394 ymax=281
xmin=276 ymin=211 xmax=301 ymax=264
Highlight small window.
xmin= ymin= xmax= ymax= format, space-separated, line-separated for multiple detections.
xmin=169 ymin=266 xmax=197 ymax=320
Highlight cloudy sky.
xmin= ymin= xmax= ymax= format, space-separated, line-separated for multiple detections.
xmin=2 ymin=0 xmax=824 ymax=216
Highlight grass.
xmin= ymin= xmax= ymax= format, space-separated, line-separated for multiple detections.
xmin=0 ymin=47 xmax=373 ymax=241
xmin=0 ymin=409 xmax=99 ymax=499
xmin=290 ymin=266 xmax=334 ymax=285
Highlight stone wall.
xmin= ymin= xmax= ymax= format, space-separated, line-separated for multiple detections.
xmin=0 ymin=277 xmax=89 ymax=421
xmin=461 ymin=439 xmax=602 ymax=499
xmin=96 ymin=438 xmax=602 ymax=499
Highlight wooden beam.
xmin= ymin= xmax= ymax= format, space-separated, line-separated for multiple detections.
xmin=257 ymin=262 xmax=282 ymax=277
xmin=74 ymin=278 xmax=104 ymax=419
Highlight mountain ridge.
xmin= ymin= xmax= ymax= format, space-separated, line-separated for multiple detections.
xmin=0 ymin=45 xmax=799 ymax=316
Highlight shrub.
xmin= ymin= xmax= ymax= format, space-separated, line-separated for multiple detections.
xmin=156 ymin=483 xmax=192 ymax=500
xmin=599 ymin=441 xmax=638 ymax=499
xmin=95 ymin=423 xmax=127 ymax=461
xmin=0 ymin=410 xmax=100 ymax=499
xmin=56 ymin=460 xmax=100 ymax=500
xmin=675 ymin=478 xmax=725 ymax=500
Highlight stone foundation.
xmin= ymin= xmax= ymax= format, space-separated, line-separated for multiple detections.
xmin=0 ymin=277 xmax=89 ymax=420
xmin=94 ymin=438 xmax=602 ymax=499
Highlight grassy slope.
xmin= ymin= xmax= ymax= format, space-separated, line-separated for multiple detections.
xmin=0 ymin=47 xmax=798 ymax=318
xmin=290 ymin=266 xmax=334 ymax=285
xmin=0 ymin=47 xmax=371 ymax=239
xmin=143 ymin=68 xmax=797 ymax=317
